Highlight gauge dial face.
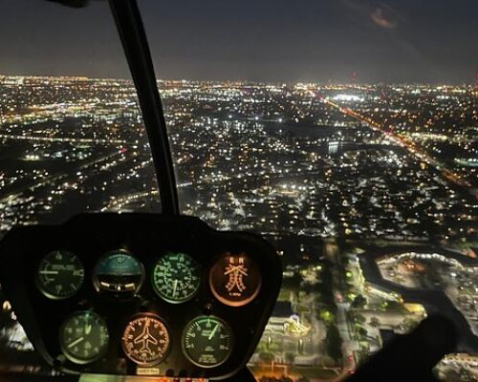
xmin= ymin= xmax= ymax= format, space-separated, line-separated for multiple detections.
xmin=59 ymin=311 xmax=109 ymax=364
xmin=93 ymin=250 xmax=144 ymax=294
xmin=183 ymin=316 xmax=233 ymax=368
xmin=122 ymin=314 xmax=171 ymax=366
xmin=152 ymin=252 xmax=201 ymax=303
xmin=209 ymin=253 xmax=262 ymax=307
xmin=37 ymin=250 xmax=84 ymax=299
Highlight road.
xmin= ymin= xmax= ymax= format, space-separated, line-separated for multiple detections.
xmin=310 ymin=90 xmax=478 ymax=199
xmin=324 ymin=238 xmax=358 ymax=374
xmin=0 ymin=150 xmax=126 ymax=205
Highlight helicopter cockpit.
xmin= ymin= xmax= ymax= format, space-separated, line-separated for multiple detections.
xmin=1 ymin=0 xmax=477 ymax=381
xmin=0 ymin=213 xmax=281 ymax=380
xmin=0 ymin=1 xmax=282 ymax=380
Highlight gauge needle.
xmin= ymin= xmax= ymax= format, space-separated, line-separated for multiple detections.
xmin=67 ymin=337 xmax=84 ymax=348
xmin=39 ymin=270 xmax=59 ymax=275
xmin=208 ymin=324 xmax=219 ymax=340
xmin=85 ymin=323 xmax=92 ymax=335
xmin=173 ymin=279 xmax=178 ymax=297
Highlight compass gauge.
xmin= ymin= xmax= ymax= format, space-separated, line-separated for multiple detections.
xmin=122 ymin=314 xmax=171 ymax=366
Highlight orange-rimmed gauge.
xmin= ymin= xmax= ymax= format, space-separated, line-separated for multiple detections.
xmin=209 ymin=253 xmax=261 ymax=307
xmin=122 ymin=314 xmax=170 ymax=366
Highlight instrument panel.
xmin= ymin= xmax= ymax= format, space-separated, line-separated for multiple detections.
xmin=0 ymin=214 xmax=281 ymax=380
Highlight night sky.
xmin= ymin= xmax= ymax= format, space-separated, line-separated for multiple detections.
xmin=1 ymin=0 xmax=478 ymax=83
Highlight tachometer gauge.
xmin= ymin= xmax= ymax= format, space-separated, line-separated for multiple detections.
xmin=93 ymin=250 xmax=144 ymax=294
xmin=209 ymin=253 xmax=261 ymax=307
xmin=182 ymin=316 xmax=233 ymax=368
xmin=152 ymin=252 xmax=201 ymax=303
xmin=59 ymin=311 xmax=109 ymax=365
xmin=37 ymin=250 xmax=84 ymax=300
xmin=122 ymin=314 xmax=170 ymax=366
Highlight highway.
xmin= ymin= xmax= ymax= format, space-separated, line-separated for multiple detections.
xmin=310 ymin=90 xmax=478 ymax=199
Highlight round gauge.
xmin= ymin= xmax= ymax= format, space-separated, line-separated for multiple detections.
xmin=122 ymin=314 xmax=171 ymax=366
xmin=37 ymin=250 xmax=85 ymax=300
xmin=182 ymin=316 xmax=233 ymax=368
xmin=93 ymin=250 xmax=144 ymax=294
xmin=59 ymin=311 xmax=109 ymax=365
xmin=152 ymin=252 xmax=201 ymax=303
xmin=209 ymin=253 xmax=262 ymax=307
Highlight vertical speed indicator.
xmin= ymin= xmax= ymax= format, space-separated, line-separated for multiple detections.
xmin=182 ymin=316 xmax=233 ymax=368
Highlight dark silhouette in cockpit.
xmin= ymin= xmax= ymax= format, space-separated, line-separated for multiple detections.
xmin=344 ymin=315 xmax=457 ymax=382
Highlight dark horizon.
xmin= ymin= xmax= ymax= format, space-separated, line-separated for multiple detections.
xmin=1 ymin=0 xmax=478 ymax=84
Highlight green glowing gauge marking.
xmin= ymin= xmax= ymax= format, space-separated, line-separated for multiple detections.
xmin=37 ymin=250 xmax=85 ymax=300
xmin=59 ymin=311 xmax=109 ymax=365
xmin=182 ymin=316 xmax=233 ymax=368
xmin=152 ymin=252 xmax=201 ymax=303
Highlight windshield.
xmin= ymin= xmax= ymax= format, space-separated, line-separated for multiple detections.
xmin=2 ymin=0 xmax=478 ymax=381
xmin=0 ymin=1 xmax=159 ymax=374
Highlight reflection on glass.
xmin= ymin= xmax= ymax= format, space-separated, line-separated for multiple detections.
xmin=1 ymin=0 xmax=478 ymax=380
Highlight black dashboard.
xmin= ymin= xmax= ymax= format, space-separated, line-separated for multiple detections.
xmin=0 ymin=214 xmax=282 ymax=380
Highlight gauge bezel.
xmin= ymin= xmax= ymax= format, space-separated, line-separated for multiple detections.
xmin=36 ymin=250 xmax=85 ymax=300
xmin=209 ymin=253 xmax=262 ymax=307
xmin=92 ymin=249 xmax=145 ymax=294
xmin=182 ymin=315 xmax=234 ymax=369
xmin=59 ymin=310 xmax=109 ymax=365
xmin=151 ymin=251 xmax=202 ymax=304
xmin=121 ymin=312 xmax=171 ymax=367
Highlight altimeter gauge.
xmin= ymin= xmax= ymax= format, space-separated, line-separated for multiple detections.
xmin=209 ymin=253 xmax=262 ymax=307
xmin=122 ymin=314 xmax=171 ymax=366
xmin=37 ymin=250 xmax=85 ymax=300
xmin=152 ymin=252 xmax=201 ymax=303
xmin=182 ymin=316 xmax=233 ymax=368
xmin=59 ymin=311 xmax=109 ymax=364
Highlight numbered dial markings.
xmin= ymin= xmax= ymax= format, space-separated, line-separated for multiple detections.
xmin=183 ymin=316 xmax=233 ymax=368
xmin=122 ymin=314 xmax=171 ymax=366
xmin=209 ymin=253 xmax=262 ymax=307
xmin=152 ymin=252 xmax=201 ymax=303
xmin=37 ymin=250 xmax=84 ymax=299
xmin=93 ymin=250 xmax=144 ymax=294
xmin=59 ymin=311 xmax=109 ymax=365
